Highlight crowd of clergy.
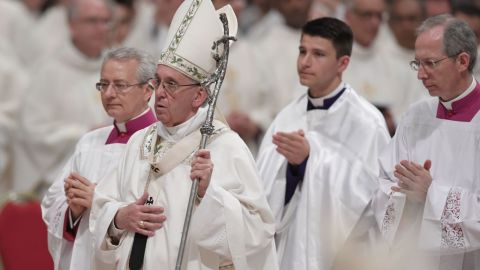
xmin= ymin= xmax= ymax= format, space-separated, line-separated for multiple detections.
xmin=1 ymin=0 xmax=480 ymax=269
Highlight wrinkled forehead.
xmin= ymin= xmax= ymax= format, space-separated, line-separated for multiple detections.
xmin=415 ymin=26 xmax=445 ymax=56
xmin=156 ymin=64 xmax=198 ymax=83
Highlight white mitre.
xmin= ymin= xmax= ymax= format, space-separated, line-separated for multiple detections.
xmin=158 ymin=0 xmax=238 ymax=82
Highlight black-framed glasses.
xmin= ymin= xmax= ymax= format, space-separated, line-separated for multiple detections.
xmin=150 ymin=78 xmax=201 ymax=95
xmin=95 ymin=81 xmax=147 ymax=93
xmin=409 ymin=53 xmax=460 ymax=71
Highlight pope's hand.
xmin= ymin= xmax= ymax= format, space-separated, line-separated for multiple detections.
xmin=190 ymin=149 xmax=213 ymax=198
xmin=114 ymin=192 xmax=166 ymax=236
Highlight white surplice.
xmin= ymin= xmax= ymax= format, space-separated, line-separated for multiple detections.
xmin=91 ymin=107 xmax=278 ymax=270
xmin=13 ymin=40 xmax=109 ymax=193
xmin=42 ymin=126 xmax=125 ymax=270
xmin=372 ymin=97 xmax=480 ymax=270
xmin=257 ymin=85 xmax=390 ymax=270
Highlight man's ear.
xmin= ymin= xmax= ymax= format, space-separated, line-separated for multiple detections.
xmin=192 ymin=88 xmax=208 ymax=107
xmin=337 ymin=55 xmax=350 ymax=73
xmin=143 ymin=84 xmax=154 ymax=102
xmin=456 ymin=52 xmax=471 ymax=73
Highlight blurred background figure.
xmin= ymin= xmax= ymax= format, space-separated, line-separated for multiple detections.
xmin=109 ymin=0 xmax=136 ymax=47
xmin=11 ymin=0 xmax=112 ymax=194
xmin=212 ymin=0 xmax=269 ymax=154
xmin=255 ymin=0 xmax=313 ymax=116
xmin=0 ymin=0 xmax=37 ymax=67
xmin=425 ymin=0 xmax=452 ymax=17
xmin=0 ymin=39 xmax=28 ymax=195
xmin=225 ymin=0 xmax=313 ymax=154
xmin=381 ymin=0 xmax=428 ymax=122
xmin=240 ymin=0 xmax=275 ymax=38
xmin=123 ymin=0 xmax=183 ymax=58
xmin=25 ymin=0 xmax=70 ymax=66
xmin=453 ymin=2 xmax=480 ymax=79
xmin=343 ymin=0 xmax=398 ymax=135
xmin=309 ymin=0 xmax=343 ymax=19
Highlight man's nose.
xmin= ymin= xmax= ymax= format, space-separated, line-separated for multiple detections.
xmin=104 ymin=84 xmax=117 ymax=97
xmin=417 ymin=65 xmax=428 ymax=80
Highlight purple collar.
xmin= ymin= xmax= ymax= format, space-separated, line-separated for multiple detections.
xmin=436 ymin=83 xmax=480 ymax=122
xmin=105 ymin=109 xmax=157 ymax=144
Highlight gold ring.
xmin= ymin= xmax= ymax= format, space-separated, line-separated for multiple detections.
xmin=139 ymin=220 xmax=145 ymax=228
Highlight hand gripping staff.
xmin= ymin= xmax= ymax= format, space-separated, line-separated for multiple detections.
xmin=175 ymin=13 xmax=236 ymax=270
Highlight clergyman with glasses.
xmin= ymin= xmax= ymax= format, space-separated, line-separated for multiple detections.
xmin=371 ymin=14 xmax=480 ymax=270
xmin=90 ymin=0 xmax=278 ymax=269
xmin=41 ymin=47 xmax=157 ymax=270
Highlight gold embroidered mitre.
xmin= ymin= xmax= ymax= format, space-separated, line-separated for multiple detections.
xmin=158 ymin=0 xmax=238 ymax=82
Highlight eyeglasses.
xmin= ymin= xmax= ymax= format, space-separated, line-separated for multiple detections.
xmin=151 ymin=78 xmax=201 ymax=95
xmin=95 ymin=81 xmax=147 ymax=93
xmin=409 ymin=53 xmax=460 ymax=71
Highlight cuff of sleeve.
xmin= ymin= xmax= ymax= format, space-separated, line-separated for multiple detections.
xmin=107 ymin=217 xmax=125 ymax=245
xmin=424 ymin=181 xmax=451 ymax=220
xmin=63 ymin=208 xmax=81 ymax=241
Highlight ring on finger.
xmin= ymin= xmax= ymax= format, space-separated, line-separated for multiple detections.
xmin=139 ymin=220 xmax=145 ymax=228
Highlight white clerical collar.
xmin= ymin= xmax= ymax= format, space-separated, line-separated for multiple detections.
xmin=157 ymin=106 xmax=208 ymax=142
xmin=441 ymin=76 xmax=476 ymax=110
xmin=115 ymin=108 xmax=150 ymax=133
xmin=308 ymin=82 xmax=345 ymax=107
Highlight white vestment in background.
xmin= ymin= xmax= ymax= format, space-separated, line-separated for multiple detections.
xmin=123 ymin=1 xmax=169 ymax=59
xmin=379 ymin=27 xmax=428 ymax=122
xmin=91 ymin=108 xmax=278 ymax=270
xmin=217 ymin=38 xmax=272 ymax=154
xmin=344 ymin=41 xmax=397 ymax=108
xmin=13 ymin=41 xmax=109 ymax=193
xmin=257 ymin=85 xmax=390 ymax=270
xmin=0 ymin=0 xmax=35 ymax=66
xmin=25 ymin=5 xmax=68 ymax=66
xmin=42 ymin=126 xmax=124 ymax=270
xmin=0 ymin=39 xmax=28 ymax=191
xmin=254 ymin=21 xmax=306 ymax=115
xmin=373 ymin=96 xmax=480 ymax=270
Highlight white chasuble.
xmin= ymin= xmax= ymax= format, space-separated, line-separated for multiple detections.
xmin=91 ymin=108 xmax=278 ymax=270
xmin=257 ymin=86 xmax=390 ymax=270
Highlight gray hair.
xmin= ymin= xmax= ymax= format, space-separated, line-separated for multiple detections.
xmin=103 ymin=47 xmax=157 ymax=83
xmin=417 ymin=14 xmax=477 ymax=72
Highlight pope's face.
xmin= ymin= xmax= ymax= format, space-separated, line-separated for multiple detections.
xmin=100 ymin=59 xmax=153 ymax=123
xmin=154 ymin=65 xmax=207 ymax=127
xmin=297 ymin=34 xmax=348 ymax=97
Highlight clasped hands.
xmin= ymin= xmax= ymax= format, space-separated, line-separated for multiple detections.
xmin=391 ymin=160 xmax=433 ymax=203
xmin=64 ymin=172 xmax=96 ymax=220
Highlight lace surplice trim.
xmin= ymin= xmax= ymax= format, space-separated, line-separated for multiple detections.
xmin=440 ymin=188 xmax=465 ymax=249
xmin=381 ymin=202 xmax=396 ymax=236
